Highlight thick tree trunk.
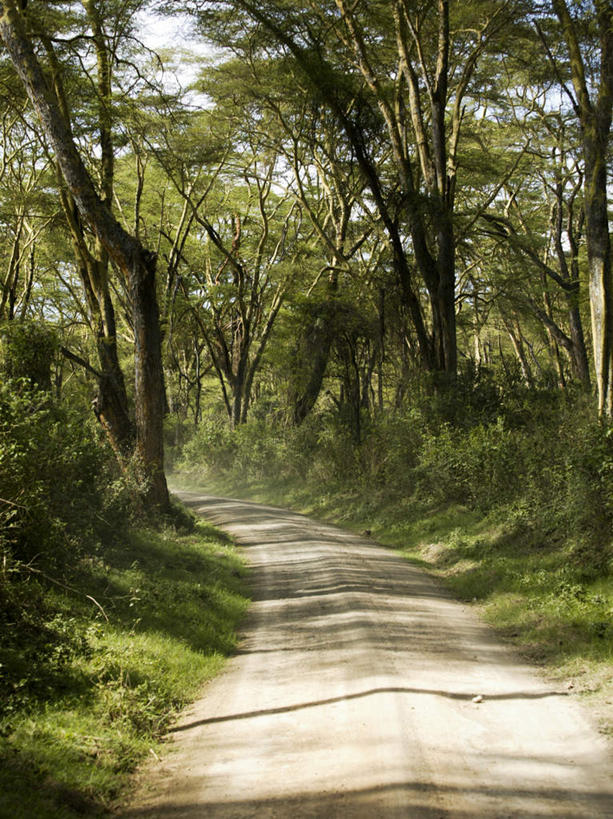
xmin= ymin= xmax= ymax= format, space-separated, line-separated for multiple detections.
xmin=231 ymin=382 xmax=243 ymax=429
xmin=584 ymin=149 xmax=613 ymax=415
xmin=94 ymin=291 xmax=134 ymax=458
xmin=430 ymin=0 xmax=457 ymax=377
xmin=292 ymin=303 xmax=336 ymax=425
xmin=132 ymin=249 xmax=168 ymax=505
xmin=435 ymin=253 xmax=458 ymax=378
xmin=293 ymin=336 xmax=334 ymax=425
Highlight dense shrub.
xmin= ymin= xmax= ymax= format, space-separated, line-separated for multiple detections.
xmin=0 ymin=380 xmax=133 ymax=719
xmin=0 ymin=321 xmax=58 ymax=391
xmin=0 ymin=382 xmax=130 ymax=566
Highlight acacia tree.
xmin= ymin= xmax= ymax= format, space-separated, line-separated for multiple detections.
xmin=32 ymin=0 xmax=137 ymax=457
xmin=248 ymin=72 xmax=373 ymax=421
xmin=548 ymin=0 xmax=612 ymax=414
xmin=188 ymin=0 xmax=522 ymax=380
xmin=0 ymin=0 xmax=169 ymax=508
xmin=174 ymin=151 xmax=303 ymax=426
xmin=0 ymin=118 xmax=55 ymax=322
xmin=194 ymin=52 xmax=376 ymax=422
xmin=480 ymin=122 xmax=591 ymax=388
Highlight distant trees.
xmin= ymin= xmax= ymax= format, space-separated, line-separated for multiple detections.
xmin=188 ymin=0 xmax=536 ymax=379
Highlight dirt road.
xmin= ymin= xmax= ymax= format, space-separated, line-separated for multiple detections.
xmin=127 ymin=491 xmax=613 ymax=817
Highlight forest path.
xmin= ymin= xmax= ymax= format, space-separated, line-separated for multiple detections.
xmin=126 ymin=491 xmax=613 ymax=818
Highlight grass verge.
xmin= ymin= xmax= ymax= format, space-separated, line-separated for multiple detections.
xmin=0 ymin=517 xmax=249 ymax=818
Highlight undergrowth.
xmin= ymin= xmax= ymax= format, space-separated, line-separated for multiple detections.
xmin=0 ymin=521 xmax=248 ymax=818
xmin=0 ymin=327 xmax=250 ymax=817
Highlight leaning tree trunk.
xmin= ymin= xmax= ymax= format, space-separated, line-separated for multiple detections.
xmin=567 ymin=300 xmax=591 ymax=390
xmin=292 ymin=302 xmax=337 ymax=425
xmin=61 ymin=194 xmax=135 ymax=458
xmin=94 ymin=286 xmax=135 ymax=457
xmin=43 ymin=14 xmax=135 ymax=459
xmin=0 ymin=0 xmax=169 ymax=508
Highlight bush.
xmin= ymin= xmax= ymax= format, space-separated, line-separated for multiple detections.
xmin=0 ymin=382 xmax=129 ymax=566
xmin=0 ymin=380 xmax=134 ymax=721
xmin=0 ymin=321 xmax=58 ymax=391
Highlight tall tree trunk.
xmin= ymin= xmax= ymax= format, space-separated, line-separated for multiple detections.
xmin=293 ymin=330 xmax=334 ymax=424
xmin=584 ymin=147 xmax=613 ymax=415
xmin=292 ymin=301 xmax=337 ymax=425
xmin=552 ymin=0 xmax=613 ymax=415
xmin=0 ymin=0 xmax=169 ymax=508
xmin=132 ymin=249 xmax=167 ymax=502
xmin=42 ymin=21 xmax=134 ymax=457
xmin=60 ymin=188 xmax=135 ymax=456
xmin=430 ymin=0 xmax=457 ymax=376
xmin=0 ymin=216 xmax=23 ymax=320
xmin=502 ymin=312 xmax=534 ymax=387
xmin=94 ymin=288 xmax=134 ymax=457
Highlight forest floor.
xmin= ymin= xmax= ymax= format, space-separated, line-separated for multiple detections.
xmin=124 ymin=491 xmax=613 ymax=818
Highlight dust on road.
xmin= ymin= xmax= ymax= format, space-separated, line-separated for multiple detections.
xmin=125 ymin=491 xmax=613 ymax=818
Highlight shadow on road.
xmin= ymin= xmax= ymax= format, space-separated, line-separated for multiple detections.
xmin=125 ymin=779 xmax=612 ymax=818
xmin=126 ymin=492 xmax=613 ymax=819
xmin=169 ymin=685 xmax=569 ymax=733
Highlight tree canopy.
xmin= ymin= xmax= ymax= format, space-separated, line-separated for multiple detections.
xmin=0 ymin=0 xmax=610 ymax=488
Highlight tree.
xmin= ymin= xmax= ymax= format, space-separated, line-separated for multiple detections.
xmin=189 ymin=0 xmax=522 ymax=381
xmin=0 ymin=0 xmax=169 ymax=508
xmin=36 ymin=1 xmax=136 ymax=457
xmin=157 ymin=114 xmax=304 ymax=426
xmin=548 ymin=0 xmax=613 ymax=414
xmin=0 ymin=119 xmax=54 ymax=322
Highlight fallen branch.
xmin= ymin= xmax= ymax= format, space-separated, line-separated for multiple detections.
xmin=25 ymin=564 xmax=109 ymax=622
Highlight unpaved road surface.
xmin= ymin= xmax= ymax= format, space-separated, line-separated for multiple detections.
xmin=127 ymin=492 xmax=613 ymax=818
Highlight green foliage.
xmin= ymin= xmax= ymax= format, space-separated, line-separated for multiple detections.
xmin=0 ymin=563 xmax=91 ymax=722
xmin=0 ymin=322 xmax=58 ymax=391
xmin=0 ymin=381 xmax=129 ymax=567
xmin=178 ymin=378 xmax=612 ymax=596
xmin=0 ymin=376 xmax=137 ymax=731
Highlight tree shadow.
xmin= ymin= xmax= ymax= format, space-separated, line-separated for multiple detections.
xmin=124 ymin=779 xmax=613 ymax=818
xmin=170 ymin=684 xmax=569 ymax=733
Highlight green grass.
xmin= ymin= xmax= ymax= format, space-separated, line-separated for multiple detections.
xmin=0 ymin=519 xmax=249 ymax=818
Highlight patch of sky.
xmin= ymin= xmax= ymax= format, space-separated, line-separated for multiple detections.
xmin=134 ymin=10 xmax=223 ymax=107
